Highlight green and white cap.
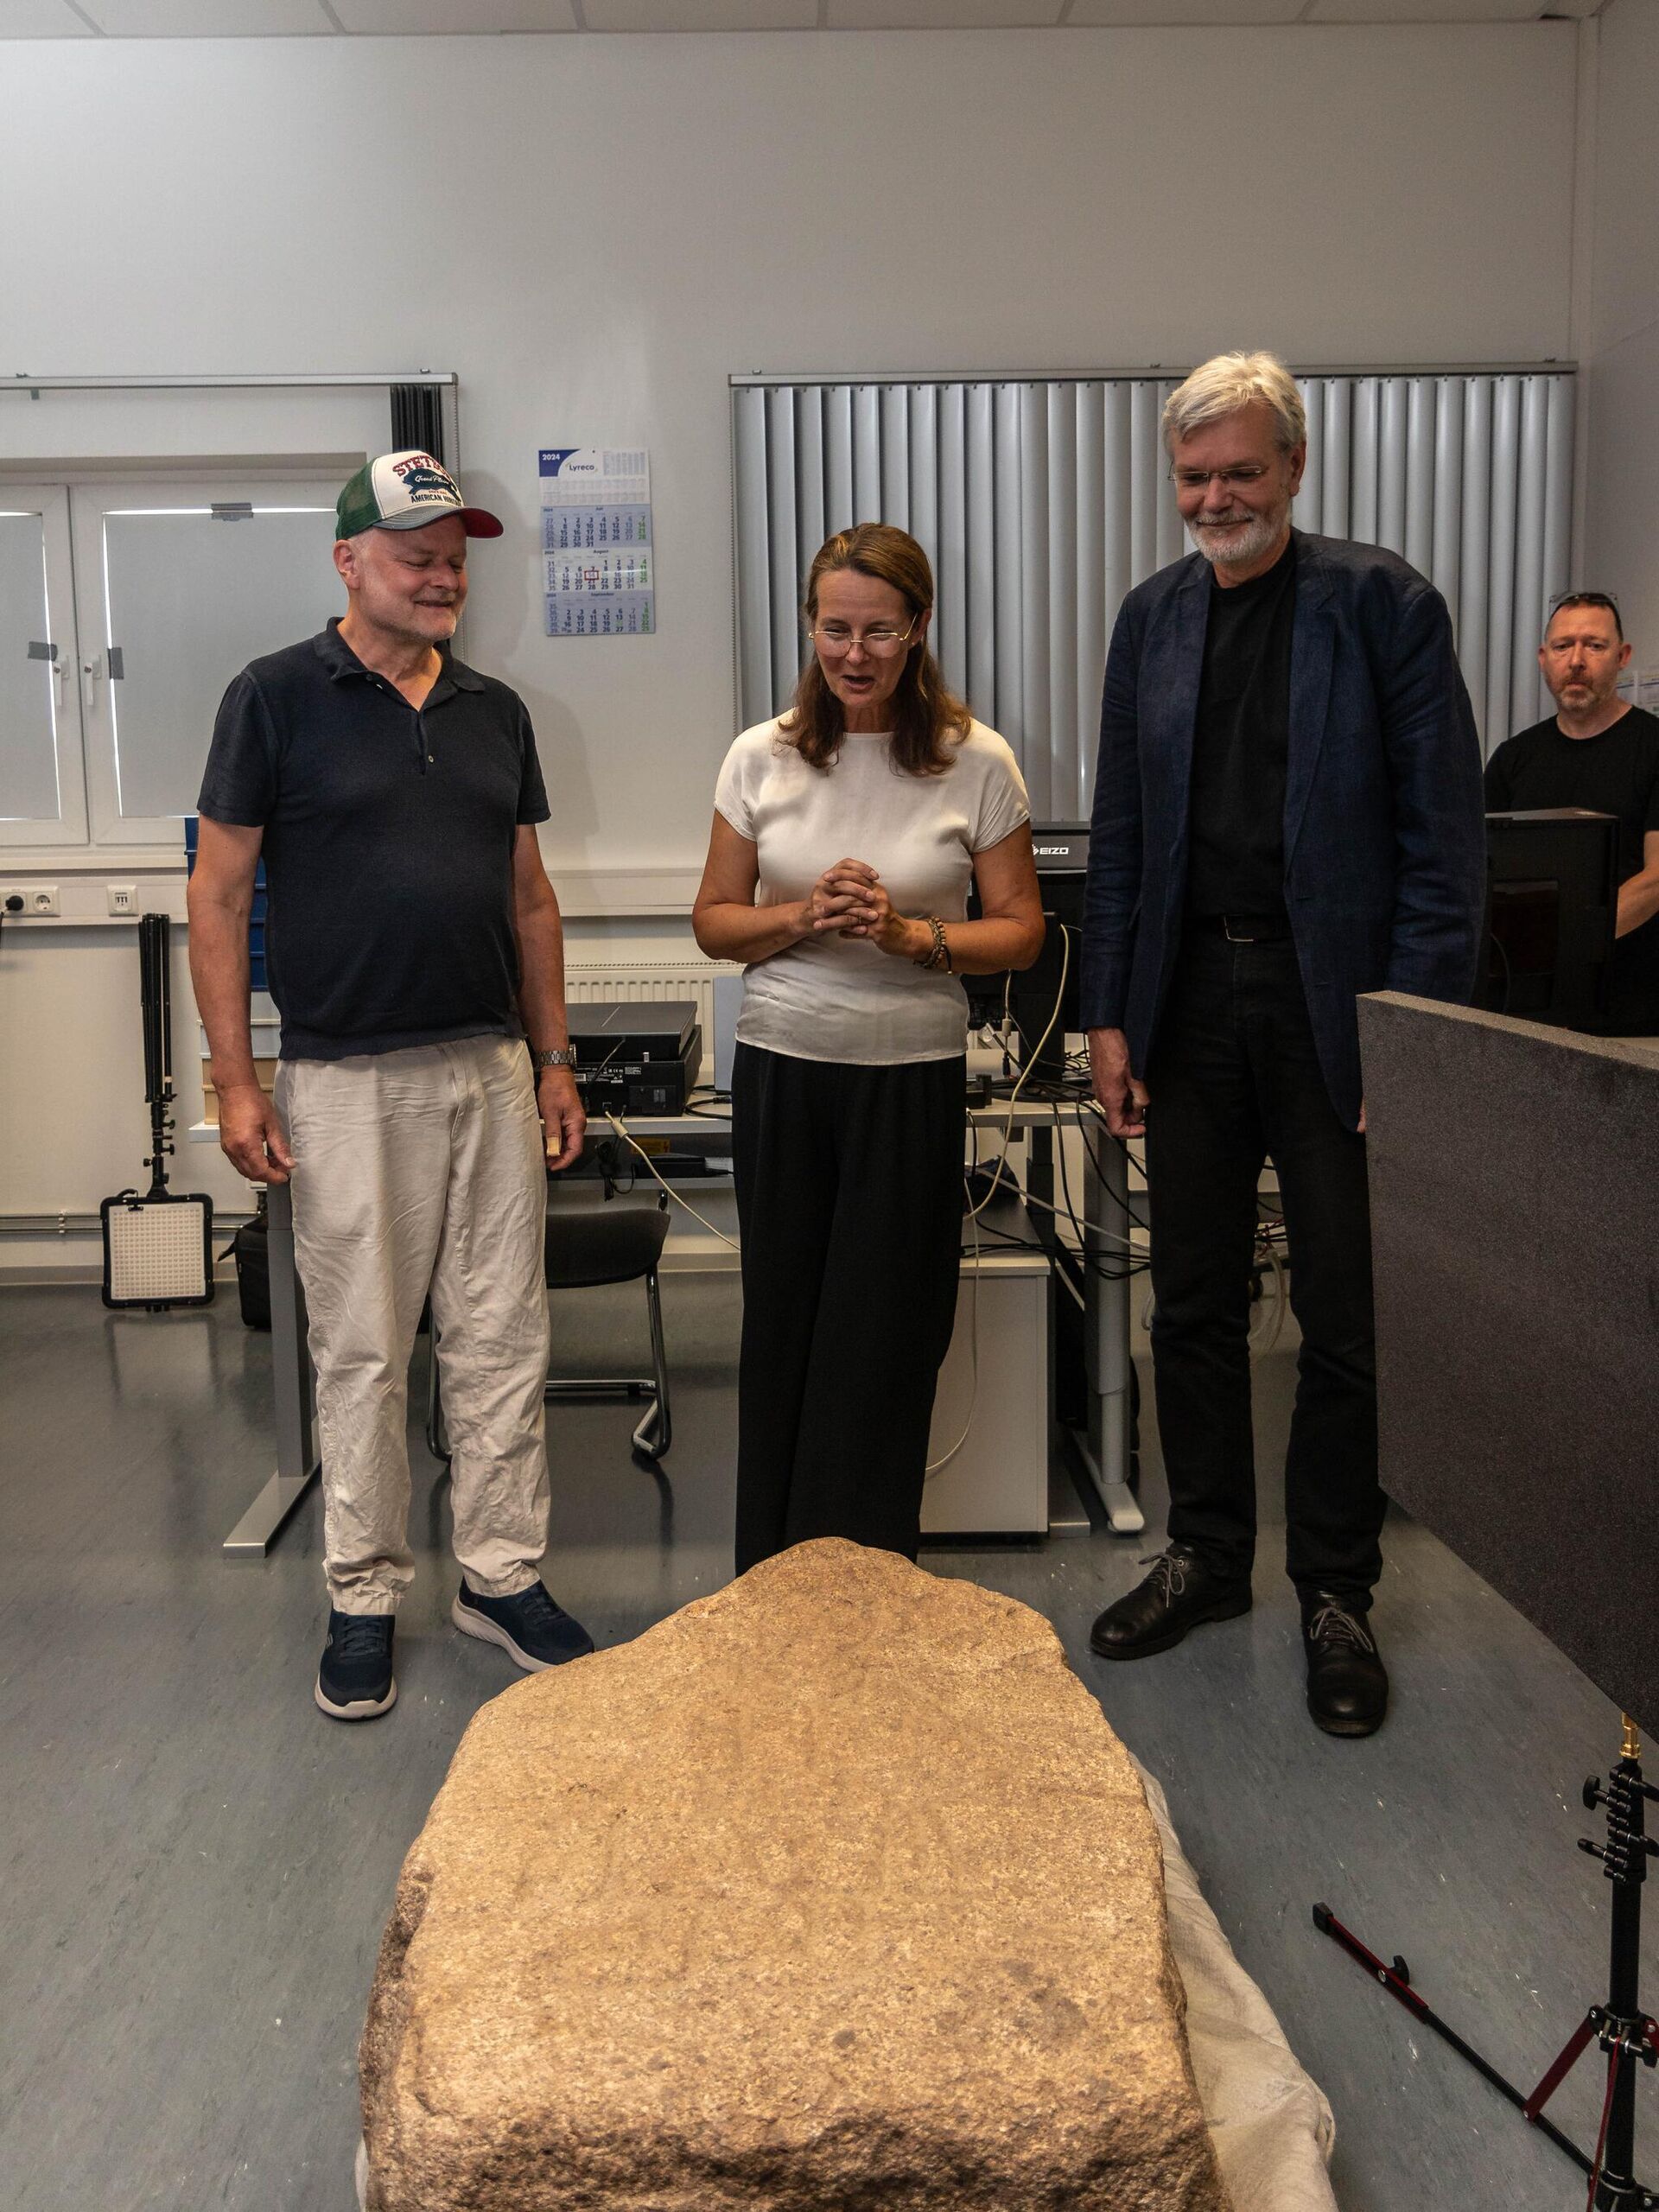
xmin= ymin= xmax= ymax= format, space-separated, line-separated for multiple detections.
xmin=334 ymin=450 xmax=503 ymax=541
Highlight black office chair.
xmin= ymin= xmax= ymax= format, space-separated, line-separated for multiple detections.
xmin=426 ymin=1192 xmax=673 ymax=1465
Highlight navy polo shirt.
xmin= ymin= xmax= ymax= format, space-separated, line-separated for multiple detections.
xmin=197 ymin=619 xmax=550 ymax=1060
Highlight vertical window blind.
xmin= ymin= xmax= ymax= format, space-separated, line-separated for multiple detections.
xmin=733 ymin=371 xmax=1574 ymax=817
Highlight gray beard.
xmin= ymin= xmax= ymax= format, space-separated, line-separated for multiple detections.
xmin=1189 ymin=506 xmax=1288 ymax=569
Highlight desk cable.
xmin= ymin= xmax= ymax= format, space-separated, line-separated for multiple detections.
xmin=933 ymin=925 xmax=1074 ymax=1474
xmin=601 ymin=1111 xmax=741 ymax=1251
xmin=964 ymin=922 xmax=1071 ymax=1224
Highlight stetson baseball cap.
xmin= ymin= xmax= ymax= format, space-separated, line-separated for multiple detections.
xmin=335 ymin=450 xmax=504 ymax=541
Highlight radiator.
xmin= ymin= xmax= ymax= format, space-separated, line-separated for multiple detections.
xmin=564 ymin=959 xmax=739 ymax=1044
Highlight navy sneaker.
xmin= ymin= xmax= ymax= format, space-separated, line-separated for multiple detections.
xmin=452 ymin=1580 xmax=594 ymax=1670
xmin=315 ymin=1609 xmax=397 ymax=1721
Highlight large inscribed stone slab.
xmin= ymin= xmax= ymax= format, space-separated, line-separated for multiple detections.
xmin=360 ymin=1539 xmax=1232 ymax=2211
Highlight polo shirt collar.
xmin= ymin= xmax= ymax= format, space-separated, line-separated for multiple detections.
xmin=312 ymin=617 xmax=486 ymax=695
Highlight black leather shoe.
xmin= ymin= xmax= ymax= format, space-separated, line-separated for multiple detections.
xmin=1090 ymin=1547 xmax=1252 ymax=1660
xmin=1303 ymin=1597 xmax=1389 ymax=1737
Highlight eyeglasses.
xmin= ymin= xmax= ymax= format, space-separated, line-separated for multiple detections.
xmin=808 ymin=616 xmax=919 ymax=658
xmin=1170 ymin=465 xmax=1272 ymax=494
xmin=1548 ymin=589 xmax=1619 ymax=614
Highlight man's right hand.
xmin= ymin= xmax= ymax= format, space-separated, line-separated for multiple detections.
xmin=217 ymin=1084 xmax=296 ymax=1185
xmin=1087 ymin=1027 xmax=1150 ymax=1140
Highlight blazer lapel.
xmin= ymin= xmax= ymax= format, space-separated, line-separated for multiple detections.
xmin=1285 ymin=531 xmax=1336 ymax=866
xmin=1160 ymin=556 xmax=1209 ymax=847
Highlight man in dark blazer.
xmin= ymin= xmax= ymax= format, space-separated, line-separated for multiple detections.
xmin=1083 ymin=352 xmax=1485 ymax=1738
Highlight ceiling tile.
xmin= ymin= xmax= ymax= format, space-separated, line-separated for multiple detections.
xmin=827 ymin=0 xmax=1062 ymax=25
xmin=0 ymin=0 xmax=98 ymax=29
xmin=79 ymin=0 xmax=332 ymax=29
xmin=1069 ymin=0 xmax=1300 ymax=20
xmin=584 ymin=0 xmax=815 ymax=22
xmin=329 ymin=0 xmax=576 ymax=29
xmin=1306 ymin=0 xmax=1542 ymax=19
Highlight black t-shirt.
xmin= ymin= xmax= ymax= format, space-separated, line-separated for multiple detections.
xmin=1185 ymin=537 xmax=1297 ymax=920
xmin=1484 ymin=706 xmax=1659 ymax=1033
xmin=197 ymin=620 xmax=550 ymax=1059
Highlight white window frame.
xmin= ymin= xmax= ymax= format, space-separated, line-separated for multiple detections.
xmin=0 ymin=485 xmax=90 ymax=850
xmin=67 ymin=471 xmax=346 ymax=850
xmin=0 ymin=367 xmax=457 ymax=874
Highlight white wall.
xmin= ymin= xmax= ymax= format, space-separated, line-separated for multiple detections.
xmin=1583 ymin=0 xmax=1659 ymax=654
xmin=0 ymin=24 xmax=1580 ymax=1260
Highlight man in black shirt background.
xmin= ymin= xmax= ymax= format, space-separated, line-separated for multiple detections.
xmin=1083 ymin=353 xmax=1486 ymax=1738
xmin=1485 ymin=592 xmax=1659 ymax=1034
xmin=189 ymin=452 xmax=593 ymax=1723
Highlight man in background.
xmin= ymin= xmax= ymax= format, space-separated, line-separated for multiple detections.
xmin=1485 ymin=592 xmax=1659 ymax=1035
xmin=189 ymin=451 xmax=592 ymax=1722
xmin=1082 ymin=352 xmax=1486 ymax=1738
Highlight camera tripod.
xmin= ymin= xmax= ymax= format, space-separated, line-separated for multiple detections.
xmin=1315 ymin=1714 xmax=1657 ymax=2208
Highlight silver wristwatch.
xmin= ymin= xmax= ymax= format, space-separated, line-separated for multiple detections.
xmin=532 ymin=1046 xmax=578 ymax=1071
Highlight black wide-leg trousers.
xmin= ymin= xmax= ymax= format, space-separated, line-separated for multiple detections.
xmin=1144 ymin=931 xmax=1383 ymax=1611
xmin=730 ymin=1042 xmax=966 ymax=1574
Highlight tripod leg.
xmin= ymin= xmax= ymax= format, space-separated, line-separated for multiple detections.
xmin=1526 ymin=2013 xmax=1598 ymax=2123
xmin=1314 ymin=1903 xmax=1597 ymax=2179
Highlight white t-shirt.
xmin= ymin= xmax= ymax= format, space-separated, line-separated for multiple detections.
xmin=714 ymin=716 xmax=1031 ymax=1065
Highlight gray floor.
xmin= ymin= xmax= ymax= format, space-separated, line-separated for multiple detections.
xmin=1 ymin=1277 xmax=1650 ymax=2212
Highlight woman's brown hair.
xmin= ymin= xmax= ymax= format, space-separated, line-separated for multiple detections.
xmin=779 ymin=524 xmax=973 ymax=775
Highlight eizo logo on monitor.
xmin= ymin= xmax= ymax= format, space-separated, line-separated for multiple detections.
xmin=394 ymin=456 xmax=457 ymax=499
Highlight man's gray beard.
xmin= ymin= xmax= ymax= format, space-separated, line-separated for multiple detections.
xmin=1189 ymin=504 xmax=1289 ymax=569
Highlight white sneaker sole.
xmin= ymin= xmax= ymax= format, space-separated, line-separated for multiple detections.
xmin=315 ymin=1674 xmax=397 ymax=1721
xmin=448 ymin=1601 xmax=553 ymax=1663
xmin=451 ymin=1593 xmax=555 ymax=1672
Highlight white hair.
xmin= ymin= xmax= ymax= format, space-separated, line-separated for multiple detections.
xmin=1163 ymin=352 xmax=1306 ymax=455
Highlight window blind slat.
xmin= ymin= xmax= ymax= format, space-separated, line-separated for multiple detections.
xmin=736 ymin=368 xmax=1573 ymax=773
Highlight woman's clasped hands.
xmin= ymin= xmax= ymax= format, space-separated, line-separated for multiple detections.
xmin=803 ymin=858 xmax=926 ymax=963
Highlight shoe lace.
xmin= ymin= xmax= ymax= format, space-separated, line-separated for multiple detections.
xmin=1139 ymin=1548 xmax=1194 ymax=1601
xmin=333 ymin=1615 xmax=390 ymax=1661
xmin=1306 ymin=1600 xmax=1376 ymax=1654
xmin=507 ymin=1581 xmax=562 ymax=1628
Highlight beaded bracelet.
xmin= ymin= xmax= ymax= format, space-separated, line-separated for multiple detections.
xmin=913 ymin=915 xmax=952 ymax=974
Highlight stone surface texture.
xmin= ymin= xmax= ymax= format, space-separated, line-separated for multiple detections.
xmin=360 ymin=1539 xmax=1232 ymax=2211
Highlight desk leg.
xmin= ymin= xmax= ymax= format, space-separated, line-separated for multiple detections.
xmin=1075 ymin=1127 xmax=1144 ymax=1534
xmin=223 ymin=1180 xmax=320 ymax=1555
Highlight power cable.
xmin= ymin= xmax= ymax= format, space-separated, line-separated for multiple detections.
xmin=601 ymin=1112 xmax=741 ymax=1250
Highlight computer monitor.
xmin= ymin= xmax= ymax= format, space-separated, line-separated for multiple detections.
xmin=1481 ymin=809 xmax=1618 ymax=1032
xmin=966 ymin=823 xmax=1087 ymax=1080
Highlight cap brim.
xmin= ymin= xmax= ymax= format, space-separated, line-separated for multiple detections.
xmin=374 ymin=505 xmax=505 ymax=540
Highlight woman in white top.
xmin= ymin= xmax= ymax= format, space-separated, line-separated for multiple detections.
xmin=694 ymin=524 xmax=1044 ymax=1573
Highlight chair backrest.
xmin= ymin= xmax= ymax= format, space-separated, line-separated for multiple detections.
xmin=544 ymin=1198 xmax=670 ymax=1290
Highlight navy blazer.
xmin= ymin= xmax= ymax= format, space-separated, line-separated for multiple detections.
xmin=1080 ymin=530 xmax=1487 ymax=1130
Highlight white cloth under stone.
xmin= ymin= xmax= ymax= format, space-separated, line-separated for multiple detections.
xmin=1135 ymin=1758 xmax=1339 ymax=2212
xmin=353 ymin=1751 xmax=1336 ymax=2212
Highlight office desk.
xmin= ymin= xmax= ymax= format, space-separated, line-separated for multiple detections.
xmin=195 ymin=1095 xmax=1141 ymax=1555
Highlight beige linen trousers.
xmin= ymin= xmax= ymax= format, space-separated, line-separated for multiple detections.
xmin=275 ymin=1035 xmax=550 ymax=1613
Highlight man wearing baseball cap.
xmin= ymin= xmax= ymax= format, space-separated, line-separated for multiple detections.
xmin=189 ymin=452 xmax=593 ymax=1720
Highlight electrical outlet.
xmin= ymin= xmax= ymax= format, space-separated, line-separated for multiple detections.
xmin=107 ymin=884 xmax=138 ymax=917
xmin=1 ymin=885 xmax=59 ymax=918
